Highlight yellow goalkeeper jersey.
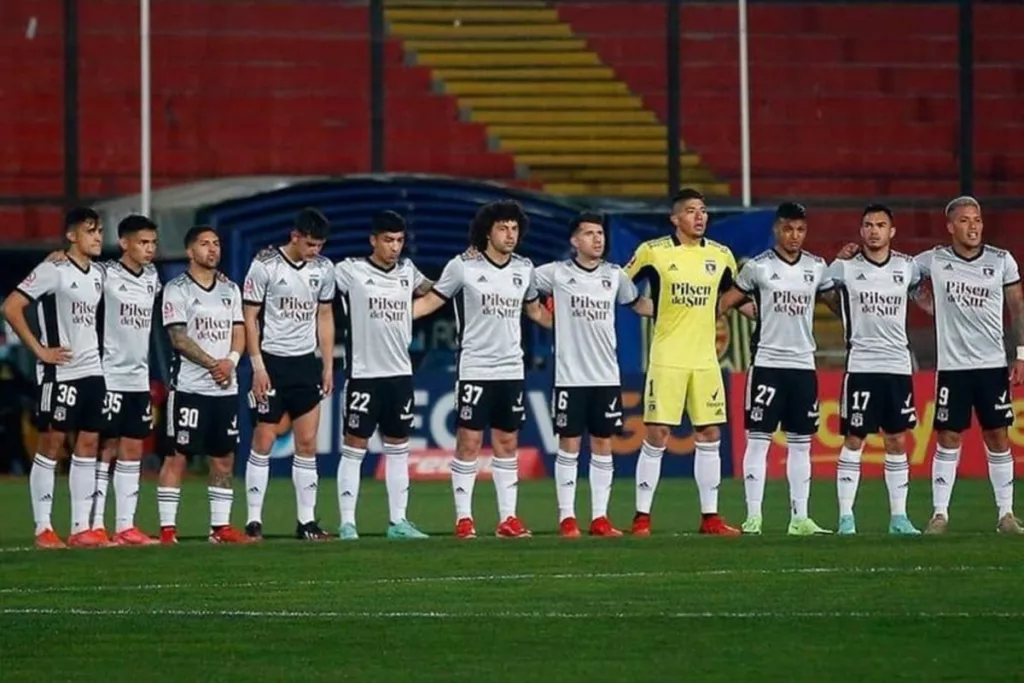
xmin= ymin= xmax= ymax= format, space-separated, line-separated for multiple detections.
xmin=624 ymin=234 xmax=737 ymax=370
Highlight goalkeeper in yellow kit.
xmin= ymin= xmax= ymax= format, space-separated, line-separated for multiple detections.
xmin=624 ymin=189 xmax=741 ymax=536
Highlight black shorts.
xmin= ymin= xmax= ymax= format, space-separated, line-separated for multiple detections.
xmin=344 ymin=376 xmax=415 ymax=440
xmin=455 ymin=379 xmax=525 ymax=433
xmin=552 ymin=385 xmax=623 ymax=439
xmin=102 ymin=390 xmax=154 ymax=440
xmin=166 ymin=390 xmax=239 ymax=457
xmin=934 ymin=367 xmax=1013 ymax=432
xmin=250 ymin=353 xmax=323 ymax=424
xmin=743 ymin=366 xmax=819 ymax=436
xmin=36 ymin=376 xmax=106 ymax=434
xmin=840 ymin=373 xmax=916 ymax=438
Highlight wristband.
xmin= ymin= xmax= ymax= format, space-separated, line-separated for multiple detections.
xmin=228 ymin=351 xmax=241 ymax=368
xmin=251 ymin=354 xmax=265 ymax=371
xmin=1017 ymin=346 xmax=1024 ymax=362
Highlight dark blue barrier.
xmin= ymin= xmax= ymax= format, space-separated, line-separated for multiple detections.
xmin=236 ymin=370 xmax=735 ymax=480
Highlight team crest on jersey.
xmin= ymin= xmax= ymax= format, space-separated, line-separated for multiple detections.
xmin=94 ymin=280 xmax=102 ymax=292
xmin=555 ymin=412 xmax=568 ymax=428
xmin=803 ymin=271 xmax=814 ymax=283
xmin=348 ymin=414 xmax=360 ymax=429
xmin=176 ymin=430 xmax=190 ymax=446
xmin=983 ymin=266 xmax=995 ymax=277
xmin=893 ymin=272 xmax=904 ymax=284
xmin=850 ymin=413 xmax=864 ymax=428
xmin=601 ymin=278 xmax=612 ymax=289
xmin=704 ymin=260 xmax=717 ymax=274
xmin=147 ymin=284 xmax=155 ymax=294
xmin=221 ymin=297 xmax=232 ymax=308
xmin=512 ymin=274 xmax=523 ymax=288
xmin=749 ymin=406 xmax=764 ymax=422
xmin=401 ymin=278 xmax=409 ymax=288
xmin=460 ymin=405 xmax=473 ymax=421
xmin=309 ymin=276 xmax=320 ymax=290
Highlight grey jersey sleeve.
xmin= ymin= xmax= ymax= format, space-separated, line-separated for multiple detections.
xmin=432 ymin=257 xmax=465 ymax=300
xmin=319 ymin=264 xmax=337 ymax=302
xmin=913 ymin=250 xmax=934 ymax=279
xmin=733 ymin=260 xmax=758 ymax=294
xmin=16 ymin=261 xmax=59 ymax=301
xmin=412 ymin=265 xmax=428 ymax=291
xmin=533 ymin=263 xmax=555 ymax=296
xmin=162 ymin=282 xmax=188 ymax=327
xmin=231 ymin=284 xmax=244 ymax=324
xmin=824 ymin=259 xmax=846 ymax=286
xmin=524 ymin=265 xmax=539 ymax=303
xmin=1003 ymin=251 xmax=1021 ymax=286
xmin=817 ymin=260 xmax=837 ymax=292
xmin=334 ymin=260 xmax=353 ymax=295
xmin=616 ymin=268 xmax=640 ymax=305
xmin=242 ymin=259 xmax=269 ymax=305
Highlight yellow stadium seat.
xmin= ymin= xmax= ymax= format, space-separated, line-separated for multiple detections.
xmin=444 ymin=81 xmax=629 ymax=97
xmin=389 ymin=23 xmax=573 ymax=38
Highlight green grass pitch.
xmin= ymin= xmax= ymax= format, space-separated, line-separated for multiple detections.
xmin=0 ymin=476 xmax=1020 ymax=682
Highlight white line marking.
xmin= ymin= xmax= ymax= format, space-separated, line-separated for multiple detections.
xmin=0 ymin=565 xmax=1010 ymax=596
xmin=3 ymin=607 xmax=1022 ymax=620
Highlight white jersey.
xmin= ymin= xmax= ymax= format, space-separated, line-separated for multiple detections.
xmin=734 ymin=249 xmax=834 ymax=370
xmin=915 ymin=244 xmax=1020 ymax=371
xmin=334 ymin=257 xmax=426 ymax=379
xmin=827 ymin=252 xmax=921 ymax=375
xmin=99 ymin=260 xmax=161 ymax=392
xmin=432 ymin=253 xmax=539 ymax=382
xmin=162 ymin=272 xmax=243 ymax=396
xmin=533 ymin=259 xmax=638 ymax=387
xmin=15 ymin=258 xmax=104 ymax=383
xmin=242 ymin=247 xmax=335 ymax=357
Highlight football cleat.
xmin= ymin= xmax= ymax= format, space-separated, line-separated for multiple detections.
xmin=338 ymin=522 xmax=359 ymax=541
xmin=741 ymin=515 xmax=763 ymax=535
xmin=559 ymin=517 xmax=582 ymax=538
xmin=888 ymin=515 xmax=921 ymax=535
xmin=68 ymin=529 xmax=110 ymax=548
xmin=788 ymin=517 xmax=833 ymax=536
xmin=996 ymin=513 xmax=1024 ymax=534
xmin=630 ymin=512 xmax=652 ymax=537
xmin=244 ymin=521 xmax=263 ymax=541
xmin=496 ymin=515 xmax=532 ymax=538
xmin=35 ymin=529 xmax=65 ymax=550
xmin=209 ymin=525 xmax=250 ymax=544
xmin=454 ymin=517 xmax=477 ymax=539
xmin=924 ymin=514 xmax=948 ymax=535
xmin=160 ymin=526 xmax=179 ymax=545
xmin=588 ymin=516 xmax=623 ymax=537
xmin=112 ymin=527 xmax=159 ymax=546
xmin=837 ymin=514 xmax=857 ymax=535
xmin=699 ymin=514 xmax=741 ymax=536
xmin=387 ymin=520 xmax=429 ymax=539
xmin=296 ymin=520 xmax=331 ymax=541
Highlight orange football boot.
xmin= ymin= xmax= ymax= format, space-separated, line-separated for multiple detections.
xmin=699 ymin=514 xmax=741 ymax=536
xmin=112 ymin=527 xmax=159 ymax=546
xmin=35 ymin=529 xmax=65 ymax=549
xmin=209 ymin=526 xmax=250 ymax=544
xmin=589 ymin=516 xmax=624 ymax=537
xmin=496 ymin=516 xmax=532 ymax=538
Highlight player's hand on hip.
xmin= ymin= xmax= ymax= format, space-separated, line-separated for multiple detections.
xmin=210 ymin=359 xmax=234 ymax=386
xmin=320 ymin=367 xmax=334 ymax=397
xmin=251 ymin=368 xmax=272 ymax=401
xmin=1010 ymin=360 xmax=1024 ymax=386
xmin=37 ymin=346 xmax=72 ymax=365
xmin=45 ymin=250 xmax=68 ymax=263
xmin=836 ymin=242 xmax=860 ymax=259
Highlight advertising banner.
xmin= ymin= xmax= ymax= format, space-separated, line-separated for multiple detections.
xmin=729 ymin=370 xmax=1024 ymax=478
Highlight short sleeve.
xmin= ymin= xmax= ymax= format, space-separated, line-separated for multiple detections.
xmin=533 ymin=263 xmax=555 ymax=295
xmin=232 ymin=285 xmax=244 ymax=324
xmin=242 ymin=259 xmax=269 ymax=305
xmin=432 ymin=257 xmax=465 ymax=300
xmin=733 ymin=261 xmax=758 ymax=294
xmin=1003 ymin=252 xmax=1021 ymax=287
xmin=816 ymin=261 xmax=837 ymax=292
xmin=907 ymin=259 xmax=923 ymax=290
xmin=825 ymin=260 xmax=846 ymax=287
xmin=624 ymin=242 xmax=651 ymax=282
xmin=412 ymin=265 xmax=428 ymax=290
xmin=616 ymin=270 xmax=640 ymax=305
xmin=318 ymin=265 xmax=336 ymax=302
xmin=162 ymin=283 xmax=188 ymax=327
xmin=16 ymin=261 xmax=60 ymax=301
xmin=334 ymin=260 xmax=353 ymax=295
xmin=524 ymin=267 xmax=539 ymax=303
xmin=913 ymin=250 xmax=933 ymax=279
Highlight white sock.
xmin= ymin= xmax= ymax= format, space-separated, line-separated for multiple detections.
xmin=91 ymin=460 xmax=110 ymax=530
xmin=208 ymin=486 xmax=233 ymax=528
xmin=113 ymin=460 xmax=142 ymax=533
xmin=742 ymin=432 xmax=772 ymax=518
xmin=69 ymin=455 xmax=97 ymax=534
xmin=384 ymin=441 xmax=411 ymax=524
xmin=30 ymin=454 xmax=57 ymax=535
xmin=589 ymin=453 xmax=614 ymax=520
xmin=492 ymin=455 xmax=519 ymax=520
xmin=157 ymin=486 xmax=180 ymax=528
xmin=694 ymin=440 xmax=722 ymax=515
xmin=884 ymin=453 xmax=910 ymax=516
xmin=292 ymin=455 xmax=319 ymax=524
xmin=554 ymin=450 xmax=578 ymax=522
xmin=932 ymin=445 xmax=960 ymax=517
xmin=338 ymin=445 xmax=365 ymax=526
xmin=635 ymin=440 xmax=664 ymax=514
xmin=986 ymin=447 xmax=1014 ymax=518
xmin=450 ymin=458 xmax=478 ymax=521
xmin=837 ymin=445 xmax=863 ymax=516
xmin=245 ymin=450 xmax=270 ymax=524
xmin=786 ymin=434 xmax=812 ymax=520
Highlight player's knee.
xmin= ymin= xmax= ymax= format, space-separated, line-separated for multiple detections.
xmin=251 ymin=423 xmax=277 ymax=454
xmin=294 ymin=432 xmax=318 ymax=457
xmin=208 ymin=454 xmax=233 ymax=476
xmin=118 ymin=438 xmax=143 ymax=461
xmin=936 ymin=431 xmax=961 ymax=450
xmin=881 ymin=432 xmax=905 ymax=454
xmin=160 ymin=454 xmax=187 ymax=478
xmin=36 ymin=430 xmax=62 ymax=459
xmin=589 ymin=436 xmax=612 ymax=455
xmin=981 ymin=428 xmax=1009 ymax=452
xmin=644 ymin=424 xmax=670 ymax=448
xmin=456 ymin=429 xmax=484 ymax=458
xmin=490 ymin=429 xmax=518 ymax=456
xmin=74 ymin=431 xmax=100 ymax=456
xmin=843 ymin=435 xmax=865 ymax=451
xmin=693 ymin=424 xmax=721 ymax=442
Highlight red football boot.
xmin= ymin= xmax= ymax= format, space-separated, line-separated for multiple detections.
xmin=160 ymin=526 xmax=178 ymax=545
xmin=589 ymin=516 xmax=624 ymax=537
xmin=559 ymin=517 xmax=581 ymax=538
xmin=495 ymin=516 xmax=532 ymax=538
xmin=454 ymin=517 xmax=477 ymax=539
xmin=630 ymin=512 xmax=652 ymax=537
xmin=209 ymin=525 xmax=251 ymax=544
xmin=699 ymin=514 xmax=741 ymax=536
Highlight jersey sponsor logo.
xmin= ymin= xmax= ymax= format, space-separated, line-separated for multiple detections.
xmin=163 ymin=300 xmax=177 ymax=317
xmin=194 ymin=316 xmax=232 ymax=342
xmin=568 ymin=294 xmax=612 ymax=321
xmin=367 ymin=296 xmax=410 ymax=322
xmin=480 ymin=293 xmax=522 ymax=318
xmin=21 ymin=271 xmax=36 ymax=286
xmin=856 ymin=291 xmax=903 ymax=317
xmin=670 ymin=281 xmax=712 ymax=306
xmin=118 ymin=302 xmax=152 ymax=330
xmin=769 ymin=290 xmax=812 ymax=316
xmin=277 ymin=296 xmax=316 ymax=322
xmin=243 ymin=278 xmax=257 ymax=298
xmin=71 ymin=300 xmax=97 ymax=326
xmin=943 ymin=281 xmax=992 ymax=307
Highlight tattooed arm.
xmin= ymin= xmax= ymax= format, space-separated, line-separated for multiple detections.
xmin=818 ymin=289 xmax=842 ymax=318
xmin=1005 ymin=282 xmax=1024 ymax=385
xmin=167 ymin=323 xmax=217 ymax=369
